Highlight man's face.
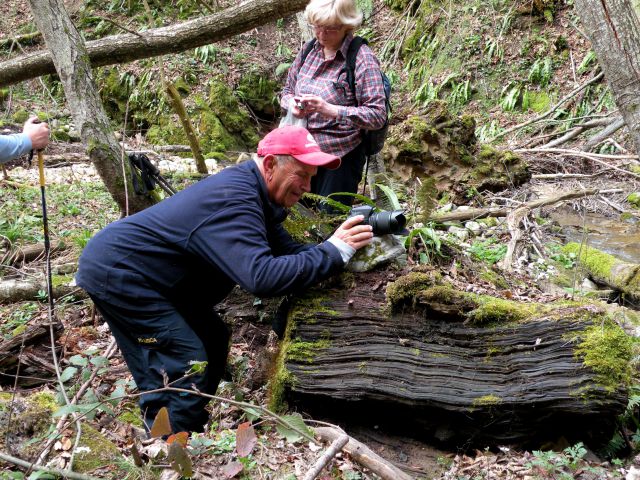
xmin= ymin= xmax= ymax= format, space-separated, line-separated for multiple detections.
xmin=264 ymin=155 xmax=317 ymax=208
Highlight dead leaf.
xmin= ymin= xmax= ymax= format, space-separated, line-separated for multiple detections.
xmin=150 ymin=407 xmax=172 ymax=438
xmin=167 ymin=431 xmax=189 ymax=447
xmin=167 ymin=441 xmax=193 ymax=477
xmin=236 ymin=421 xmax=257 ymax=457
xmin=222 ymin=461 xmax=244 ymax=478
xmin=61 ymin=437 xmax=72 ymax=451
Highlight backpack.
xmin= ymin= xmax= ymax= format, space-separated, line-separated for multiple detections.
xmin=299 ymin=36 xmax=391 ymax=156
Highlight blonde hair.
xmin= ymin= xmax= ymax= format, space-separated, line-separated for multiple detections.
xmin=305 ymin=0 xmax=363 ymax=31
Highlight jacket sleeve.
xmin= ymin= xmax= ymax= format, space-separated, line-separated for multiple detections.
xmin=0 ymin=133 xmax=31 ymax=164
xmin=187 ymin=199 xmax=343 ymax=297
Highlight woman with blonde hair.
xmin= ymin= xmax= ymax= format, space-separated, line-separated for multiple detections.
xmin=280 ymin=0 xmax=387 ymax=209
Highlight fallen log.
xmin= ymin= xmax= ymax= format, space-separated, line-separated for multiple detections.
xmin=2 ymin=241 xmax=66 ymax=266
xmin=563 ymin=242 xmax=640 ymax=302
xmin=0 ymin=276 xmax=85 ymax=303
xmin=0 ymin=0 xmax=307 ymax=88
xmin=272 ymin=270 xmax=631 ymax=448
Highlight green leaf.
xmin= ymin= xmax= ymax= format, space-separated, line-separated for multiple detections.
xmin=276 ymin=413 xmax=313 ymax=444
xmin=90 ymin=355 xmax=109 ymax=367
xmin=374 ymin=183 xmax=401 ymax=210
xmin=69 ymin=354 xmax=88 ymax=367
xmin=168 ymin=442 xmax=193 ymax=477
xmin=240 ymin=404 xmax=262 ymax=422
xmin=52 ymin=402 xmax=101 ymax=418
xmin=60 ymin=366 xmax=78 ymax=383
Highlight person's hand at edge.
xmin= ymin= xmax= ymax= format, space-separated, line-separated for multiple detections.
xmin=23 ymin=116 xmax=50 ymax=150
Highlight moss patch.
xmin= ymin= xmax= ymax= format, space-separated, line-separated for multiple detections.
xmin=574 ymin=320 xmax=633 ymax=392
xmin=73 ymin=423 xmax=124 ymax=474
xmin=562 ymin=242 xmax=617 ymax=281
xmin=386 ymin=270 xmax=440 ymax=310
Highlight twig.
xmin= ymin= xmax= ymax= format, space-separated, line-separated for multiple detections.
xmin=302 ymin=433 xmax=349 ymax=480
xmin=489 ymin=72 xmax=604 ymax=142
xmin=532 ymin=171 xmax=611 ymax=179
xmin=0 ymin=451 xmax=100 ymax=480
xmin=314 ymin=427 xmax=413 ymax=480
xmin=583 ymin=117 xmax=626 ymax=151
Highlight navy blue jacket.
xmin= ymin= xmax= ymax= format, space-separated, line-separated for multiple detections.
xmin=76 ymin=160 xmax=344 ymax=311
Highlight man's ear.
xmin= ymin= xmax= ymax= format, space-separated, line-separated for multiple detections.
xmin=263 ymin=154 xmax=277 ymax=181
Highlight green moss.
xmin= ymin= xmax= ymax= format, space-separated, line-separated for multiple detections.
xmin=52 ymin=274 xmax=73 ymax=288
xmin=467 ymin=296 xmax=536 ymax=325
xmin=472 ymin=394 xmax=502 ymax=407
xmin=479 ymin=269 xmax=509 ymax=290
xmin=116 ymin=403 xmax=144 ymax=428
xmin=286 ymin=339 xmax=331 ymax=364
xmin=562 ymin=242 xmax=617 ymax=281
xmin=386 ymin=271 xmax=440 ymax=310
xmin=627 ymin=192 xmax=640 ymax=208
xmin=527 ymin=91 xmax=552 ymax=113
xmin=31 ymin=392 xmax=58 ymax=411
xmin=574 ymin=320 xmax=633 ymax=392
xmin=12 ymin=109 xmax=29 ymax=123
xmin=73 ymin=423 xmax=124 ymax=473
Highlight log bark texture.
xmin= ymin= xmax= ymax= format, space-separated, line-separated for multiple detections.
xmin=0 ymin=0 xmax=308 ymax=88
xmin=278 ymin=272 xmax=628 ymax=447
xmin=574 ymin=0 xmax=640 ymax=155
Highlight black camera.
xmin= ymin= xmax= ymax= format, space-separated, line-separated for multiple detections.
xmin=348 ymin=205 xmax=407 ymax=235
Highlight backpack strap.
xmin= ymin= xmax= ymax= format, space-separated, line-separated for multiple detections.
xmin=341 ymin=36 xmax=368 ymax=105
xmin=299 ymin=38 xmax=317 ymax=68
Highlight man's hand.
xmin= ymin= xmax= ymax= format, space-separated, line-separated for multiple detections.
xmin=333 ymin=215 xmax=373 ymax=250
xmin=23 ymin=117 xmax=50 ymax=150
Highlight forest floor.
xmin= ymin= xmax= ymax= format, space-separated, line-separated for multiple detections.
xmin=2 ymin=0 xmax=640 ymax=479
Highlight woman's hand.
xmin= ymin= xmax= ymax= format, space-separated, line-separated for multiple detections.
xmin=298 ymin=94 xmax=339 ymax=120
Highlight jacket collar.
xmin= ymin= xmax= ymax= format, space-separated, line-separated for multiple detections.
xmin=246 ymin=159 xmax=288 ymax=223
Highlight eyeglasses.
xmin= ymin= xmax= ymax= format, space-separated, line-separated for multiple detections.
xmin=309 ymin=24 xmax=343 ymax=34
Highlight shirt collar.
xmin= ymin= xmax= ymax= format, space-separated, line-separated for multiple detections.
xmin=312 ymin=32 xmax=354 ymax=61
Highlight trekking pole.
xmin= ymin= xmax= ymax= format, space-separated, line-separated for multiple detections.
xmin=36 ymin=149 xmax=55 ymax=316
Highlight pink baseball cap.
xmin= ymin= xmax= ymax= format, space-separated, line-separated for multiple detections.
xmin=257 ymin=126 xmax=341 ymax=170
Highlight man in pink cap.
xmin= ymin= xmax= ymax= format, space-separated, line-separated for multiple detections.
xmin=76 ymin=126 xmax=373 ymax=434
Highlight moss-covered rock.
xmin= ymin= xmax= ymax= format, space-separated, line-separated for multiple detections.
xmin=385 ymin=102 xmax=529 ymax=205
xmin=12 ymin=108 xmax=29 ymax=124
xmin=73 ymin=423 xmax=124 ymax=474
xmin=236 ymin=70 xmax=280 ymax=120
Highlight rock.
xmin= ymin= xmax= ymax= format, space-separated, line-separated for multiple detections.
xmin=448 ymin=225 xmax=469 ymax=242
xmin=347 ymin=235 xmax=406 ymax=272
xmin=465 ymin=221 xmax=482 ymax=235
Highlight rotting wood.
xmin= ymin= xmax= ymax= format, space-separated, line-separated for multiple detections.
xmin=0 ymin=277 xmax=85 ymax=303
xmin=427 ymin=188 xmax=597 ymax=223
xmin=0 ymin=0 xmax=308 ymax=88
xmin=314 ymin=427 xmax=413 ymax=480
xmin=278 ymin=272 xmax=629 ymax=446
xmin=3 ymin=241 xmax=66 ymax=266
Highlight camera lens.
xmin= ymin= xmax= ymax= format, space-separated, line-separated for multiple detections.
xmin=369 ymin=210 xmax=406 ymax=235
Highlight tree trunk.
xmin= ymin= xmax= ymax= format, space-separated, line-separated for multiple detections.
xmin=574 ymin=0 xmax=640 ymax=155
xmin=273 ymin=271 xmax=630 ymax=447
xmin=1 ymin=0 xmax=308 ymax=88
xmin=28 ymin=0 xmax=158 ymax=215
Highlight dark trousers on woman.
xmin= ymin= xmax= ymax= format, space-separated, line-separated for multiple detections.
xmin=90 ymin=295 xmax=230 ymax=434
xmin=311 ymin=142 xmax=366 ymax=208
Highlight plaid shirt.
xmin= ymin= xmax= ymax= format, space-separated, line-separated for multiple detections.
xmin=281 ymin=34 xmax=386 ymax=157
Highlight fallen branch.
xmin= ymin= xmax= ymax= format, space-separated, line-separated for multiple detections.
xmin=0 ymin=451 xmax=100 ymax=480
xmin=314 ymin=427 xmax=413 ymax=480
xmin=541 ymin=117 xmax=617 ymax=149
xmin=428 ymin=188 xmax=598 ymax=223
xmin=583 ymin=117 xmax=627 ymax=151
xmin=303 ymin=433 xmax=349 ymax=480
xmin=515 ymin=148 xmax=640 ymax=180
xmin=488 ymin=72 xmax=604 ymax=142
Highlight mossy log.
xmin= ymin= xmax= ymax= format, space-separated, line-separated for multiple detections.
xmin=274 ymin=270 xmax=631 ymax=447
xmin=564 ymin=242 xmax=640 ymax=302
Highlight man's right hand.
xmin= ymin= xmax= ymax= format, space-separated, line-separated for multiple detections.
xmin=333 ymin=215 xmax=374 ymax=250
xmin=23 ymin=117 xmax=50 ymax=150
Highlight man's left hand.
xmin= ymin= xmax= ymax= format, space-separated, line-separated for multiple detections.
xmin=333 ymin=215 xmax=373 ymax=250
